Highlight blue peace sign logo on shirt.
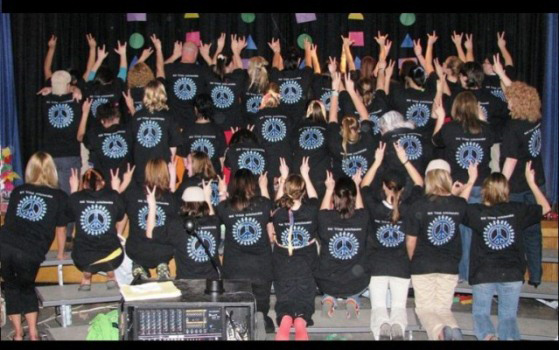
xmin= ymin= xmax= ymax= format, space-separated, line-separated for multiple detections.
xmin=262 ymin=118 xmax=287 ymax=142
xmin=369 ymin=113 xmax=381 ymax=135
xmin=232 ymin=217 xmax=262 ymax=246
xmin=91 ymin=98 xmax=109 ymax=118
xmin=190 ymin=138 xmax=215 ymax=158
xmin=48 ymin=103 xmax=74 ymax=128
xmin=299 ymin=128 xmax=324 ymax=150
xmin=137 ymin=120 xmax=162 ymax=148
xmin=16 ymin=195 xmax=47 ymax=222
xmin=134 ymin=101 xmax=143 ymax=112
xmin=246 ymin=95 xmax=263 ymax=114
xmin=187 ymin=230 xmax=216 ymax=262
xmin=398 ymin=135 xmax=423 ymax=160
xmin=137 ymin=205 xmax=166 ymax=230
xmin=279 ymin=80 xmax=303 ymax=104
xmin=406 ymin=103 xmax=430 ymax=127
xmin=280 ymin=225 xmax=311 ymax=248
xmin=529 ymin=128 xmax=541 ymax=158
xmin=174 ymin=77 xmax=197 ymax=101
xmin=427 ymin=215 xmax=456 ymax=246
xmin=320 ymin=91 xmax=333 ymax=110
xmin=376 ymin=223 xmax=405 ymax=248
xmin=456 ymin=142 xmax=484 ymax=169
xmin=479 ymin=105 xmax=488 ymax=120
xmin=211 ymin=85 xmax=235 ymax=109
xmin=490 ymin=89 xmax=507 ymax=102
xmin=238 ymin=150 xmax=265 ymax=175
xmin=102 ymin=134 xmax=128 ymax=159
xmin=80 ymin=204 xmax=111 ymax=236
xmin=483 ymin=220 xmax=515 ymax=250
xmin=342 ymin=155 xmax=368 ymax=177
xmin=329 ymin=232 xmax=360 ymax=260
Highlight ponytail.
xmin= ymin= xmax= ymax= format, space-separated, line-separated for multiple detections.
xmin=213 ymin=54 xmax=231 ymax=82
xmin=276 ymin=174 xmax=306 ymax=210
xmin=333 ymin=177 xmax=357 ymax=219
xmin=341 ymin=116 xmax=360 ymax=155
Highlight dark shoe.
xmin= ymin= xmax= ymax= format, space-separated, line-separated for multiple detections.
xmin=451 ymin=327 xmax=463 ymax=340
xmin=528 ymin=281 xmax=540 ymax=288
xmin=106 ymin=280 xmax=118 ymax=290
xmin=78 ymin=284 xmax=91 ymax=292
xmin=156 ymin=263 xmax=171 ymax=280
xmin=442 ymin=326 xmax=453 ymax=340
xmin=390 ymin=323 xmax=404 ymax=340
xmin=263 ymin=315 xmax=275 ymax=333
xmin=379 ymin=323 xmax=391 ymax=340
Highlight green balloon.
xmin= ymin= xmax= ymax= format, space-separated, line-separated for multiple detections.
xmin=241 ymin=13 xmax=255 ymax=23
xmin=400 ymin=13 xmax=416 ymax=26
xmin=297 ymin=33 xmax=312 ymax=50
xmin=129 ymin=33 xmax=144 ymax=49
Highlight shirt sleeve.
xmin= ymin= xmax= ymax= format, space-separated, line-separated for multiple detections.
xmin=55 ymin=191 xmax=70 ymax=227
xmin=114 ymin=192 xmax=126 ymax=222
xmin=500 ymin=122 xmax=519 ymax=159
xmin=424 ymin=72 xmax=438 ymax=93
xmin=403 ymin=202 xmax=421 ymax=237
xmin=432 ymin=124 xmax=446 ymax=148
xmin=168 ymin=118 xmax=183 ymax=147
xmin=517 ymin=203 xmax=543 ymax=229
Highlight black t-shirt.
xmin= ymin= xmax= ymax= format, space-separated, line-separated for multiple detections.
xmin=327 ymin=122 xmax=378 ymax=179
xmin=130 ymin=87 xmax=145 ymax=113
xmin=253 ymin=106 xmax=292 ymax=178
xmin=403 ymin=195 xmax=468 ymax=275
xmin=465 ymin=202 xmax=541 ymax=285
xmin=339 ymin=90 xmax=389 ymax=138
xmin=175 ymin=174 xmax=220 ymax=208
xmin=311 ymin=74 xmax=337 ymax=112
xmin=389 ymin=74 xmax=437 ymax=136
xmin=432 ymin=121 xmax=495 ymax=186
xmin=130 ymin=109 xmax=182 ymax=182
xmin=84 ymin=123 xmax=133 ymax=181
xmin=270 ymin=67 xmax=314 ymax=122
xmin=0 ymin=184 xmax=69 ymax=262
xmin=272 ymin=198 xmax=319 ymax=251
xmin=216 ymin=196 xmax=273 ymax=281
xmin=500 ymin=120 xmax=545 ymax=193
xmin=362 ymin=185 xmax=423 ymax=279
xmin=224 ymin=141 xmax=268 ymax=176
xmin=166 ymin=215 xmax=222 ymax=279
xmin=66 ymin=188 xmax=125 ymax=267
xmin=207 ymin=68 xmax=246 ymax=130
xmin=42 ymin=94 xmax=82 ymax=158
xmin=164 ymin=62 xmax=211 ymax=128
xmin=178 ymin=122 xmax=226 ymax=174
xmin=84 ymin=78 xmax=125 ymax=123
xmin=291 ymin=119 xmax=332 ymax=184
xmin=242 ymin=85 xmax=264 ymax=124
xmin=482 ymin=65 xmax=516 ymax=103
xmin=381 ymin=127 xmax=430 ymax=178
xmin=315 ymin=208 xmax=370 ymax=297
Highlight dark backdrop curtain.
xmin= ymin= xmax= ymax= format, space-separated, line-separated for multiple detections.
xmin=10 ymin=13 xmax=548 ymax=167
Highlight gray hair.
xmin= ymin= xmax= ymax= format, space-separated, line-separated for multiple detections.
xmin=378 ymin=110 xmax=416 ymax=134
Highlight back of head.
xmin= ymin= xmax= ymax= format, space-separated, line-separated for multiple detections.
xmin=305 ymin=100 xmax=327 ymax=123
xmin=81 ymin=168 xmax=105 ymax=191
xmin=229 ymin=128 xmax=258 ymax=146
xmin=504 ymin=81 xmax=542 ymax=122
xmin=276 ymin=174 xmax=306 ymax=210
xmin=94 ymin=66 xmax=115 ymax=85
xmin=230 ymin=169 xmax=258 ymax=211
xmin=425 ymin=163 xmax=453 ymax=197
xmin=460 ymin=62 xmax=484 ymax=89
xmin=379 ymin=110 xmax=415 ymax=134
xmin=66 ymin=67 xmax=81 ymax=85
xmin=360 ymin=56 xmax=376 ymax=80
xmin=128 ymin=62 xmax=155 ymax=89
xmin=444 ymin=56 xmax=463 ymax=78
xmin=260 ymin=82 xmax=281 ymax=109
xmin=399 ymin=60 xmax=417 ymax=84
xmin=96 ymin=102 xmax=121 ymax=124
xmin=213 ymin=54 xmax=232 ymax=81
xmin=144 ymin=158 xmax=170 ymax=196
xmin=25 ymin=151 xmax=58 ymax=188
xmin=143 ymin=79 xmax=169 ymax=113
xmin=248 ymin=56 xmax=269 ymax=93
xmin=340 ymin=116 xmax=360 ymax=154
xmin=406 ymin=64 xmax=426 ymax=88
xmin=182 ymin=41 xmax=199 ymax=63
xmin=190 ymin=151 xmax=217 ymax=180
xmin=333 ymin=177 xmax=357 ymax=219
xmin=51 ymin=70 xmax=71 ymax=95
xmin=451 ymin=91 xmax=483 ymax=134
xmin=357 ymin=78 xmax=374 ymax=106
xmin=283 ymin=47 xmax=300 ymax=71
xmin=194 ymin=93 xmax=214 ymax=121
xmin=482 ymin=172 xmax=510 ymax=206
xmin=381 ymin=169 xmax=406 ymax=223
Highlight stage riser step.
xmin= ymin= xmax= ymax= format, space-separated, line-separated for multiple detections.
xmin=36 ymin=284 xmax=122 ymax=307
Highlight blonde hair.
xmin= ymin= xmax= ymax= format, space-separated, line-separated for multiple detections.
xmin=143 ymin=80 xmax=169 ymax=113
xmin=25 ymin=151 xmax=58 ymax=188
xmin=357 ymin=78 xmax=374 ymax=107
xmin=425 ymin=169 xmax=453 ymax=197
xmin=451 ymin=91 xmax=483 ymax=134
xmin=276 ymin=174 xmax=306 ymax=210
xmin=260 ymin=82 xmax=280 ymax=109
xmin=305 ymin=100 xmax=327 ymax=123
xmin=190 ymin=151 xmax=217 ymax=180
xmin=482 ymin=173 xmax=510 ymax=206
xmin=504 ymin=81 xmax=542 ymax=122
xmin=128 ymin=63 xmax=155 ymax=89
xmin=145 ymin=158 xmax=170 ymax=197
xmin=340 ymin=116 xmax=360 ymax=155
xmin=248 ymin=56 xmax=269 ymax=93
xmin=444 ymin=56 xmax=463 ymax=77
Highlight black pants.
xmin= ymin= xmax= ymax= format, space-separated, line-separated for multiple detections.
xmin=251 ymin=280 xmax=272 ymax=316
xmin=0 ymin=245 xmax=41 ymax=315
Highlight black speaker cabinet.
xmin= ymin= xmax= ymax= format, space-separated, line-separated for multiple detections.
xmin=121 ymin=279 xmax=256 ymax=341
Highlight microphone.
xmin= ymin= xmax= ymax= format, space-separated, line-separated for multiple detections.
xmin=183 ymin=216 xmax=224 ymax=296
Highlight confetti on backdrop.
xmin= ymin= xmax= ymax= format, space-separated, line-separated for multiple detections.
xmin=129 ymin=33 xmax=144 ymax=49
xmin=246 ymin=35 xmax=257 ymax=50
xmin=400 ymin=13 xmax=416 ymax=26
xmin=348 ymin=13 xmax=364 ymax=20
xmin=354 ymin=56 xmax=361 ymax=70
xmin=297 ymin=33 xmax=312 ymax=50
xmin=184 ymin=13 xmax=199 ymax=19
xmin=186 ymin=31 xmax=201 ymax=46
xmin=126 ymin=13 xmax=146 ymax=22
xmin=401 ymin=33 xmax=414 ymax=48
xmin=295 ymin=13 xmax=317 ymax=24
xmin=398 ymin=57 xmax=418 ymax=69
xmin=241 ymin=13 xmax=256 ymax=23
xmin=349 ymin=31 xmax=364 ymax=47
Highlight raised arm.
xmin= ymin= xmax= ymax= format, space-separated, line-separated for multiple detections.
xmin=492 ymin=53 xmax=512 ymax=87
xmin=375 ymin=59 xmax=386 ymax=91
xmin=352 ymin=170 xmax=364 ymax=209
xmin=83 ymin=34 xmax=97 ymax=81
xmin=164 ymin=41 xmax=183 ymax=64
xmin=424 ymin=31 xmax=438 ymax=76
xmin=374 ymin=32 xmax=392 ymax=78
xmin=87 ymin=45 xmax=109 ymax=82
xmin=304 ymin=38 xmax=313 ymax=68
xmin=268 ymin=38 xmax=283 ymax=70
xmin=344 ymin=73 xmax=369 ymax=122
xmin=525 ymin=161 xmax=551 ymax=215
xmin=168 ymin=157 xmax=177 ymax=193
xmin=451 ymin=31 xmax=466 ymax=63
xmin=361 ymin=142 xmax=386 ymax=188
xmin=384 ymin=59 xmax=395 ymax=94
xmin=342 ymin=36 xmax=356 ymax=72
xmin=202 ymin=180 xmax=216 ymax=216
xmin=145 ymin=186 xmax=156 ymax=239
xmin=497 ymin=31 xmax=513 ymax=67
xmin=211 ymin=33 xmax=226 ymax=65
xmin=119 ymin=163 xmax=136 ymax=194
xmin=199 ymin=41 xmax=213 ymax=66
xmin=453 ymin=162 xmax=478 ymax=200
xmin=300 ymin=157 xmax=318 ymax=199
xmin=413 ymin=39 xmax=427 ymax=69
xmin=311 ymin=43 xmax=321 ymax=74
xmin=76 ymin=98 xmax=92 ymax=142
xmin=320 ymin=171 xmax=335 ymax=210
xmin=464 ymin=33 xmax=475 ymax=63
xmin=431 ymin=94 xmax=447 ymax=137
xmin=150 ymin=34 xmax=165 ymax=78
xmin=329 ymin=72 xmax=342 ymax=123
xmin=276 ymin=158 xmax=289 ymax=201
xmin=394 ymin=141 xmax=424 ymax=187
xmin=114 ymin=41 xmax=128 ymax=81
xmin=44 ymin=34 xmax=57 ymax=81
xmin=433 ymin=58 xmax=450 ymax=96
xmin=231 ymin=34 xmax=247 ymax=70
xmin=137 ymin=47 xmax=154 ymax=65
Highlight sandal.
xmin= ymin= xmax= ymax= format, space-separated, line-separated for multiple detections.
xmin=346 ymin=298 xmax=359 ymax=320
xmin=78 ymin=284 xmax=91 ymax=292
xmin=321 ymin=297 xmax=335 ymax=318
xmin=106 ymin=280 xmax=118 ymax=290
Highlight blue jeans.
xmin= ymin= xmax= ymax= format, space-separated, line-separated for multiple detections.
xmin=54 ymin=156 xmax=81 ymax=239
xmin=509 ymin=188 xmax=543 ymax=285
xmin=459 ymin=186 xmax=482 ymax=281
xmin=472 ymin=281 xmax=522 ymax=340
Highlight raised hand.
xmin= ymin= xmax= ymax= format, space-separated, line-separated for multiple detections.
xmin=146 ymin=186 xmax=157 ymax=208
xmin=343 ymin=73 xmax=355 ymax=93
xmin=325 ymin=171 xmax=335 ymax=191
xmin=138 ymin=47 xmax=154 ymax=62
xmin=71 ymin=87 xmax=83 ymax=102
xmin=373 ymin=141 xmax=386 ymax=166
xmin=464 ymin=33 xmax=473 ymax=50
xmin=122 ymin=163 xmax=136 ymax=186
xmin=172 ymin=40 xmax=183 ymax=58
xmin=413 ymin=39 xmax=423 ymax=57
xmin=36 ymin=87 xmax=52 ymax=96
xmin=259 ymin=171 xmax=269 ymax=189
xmin=217 ymin=174 xmax=227 ymax=195
xmin=150 ymin=34 xmax=162 ymax=51
xmin=525 ymin=160 xmax=536 ymax=184
xmin=300 ymin=157 xmax=311 ymax=179
xmin=304 ymin=37 xmax=312 ymax=51
xmin=199 ymin=41 xmax=212 ymax=58
xmin=497 ymin=31 xmax=507 ymax=48
xmin=451 ymin=31 xmax=463 ymax=46
xmin=110 ymin=168 xmax=121 ymax=191
xmin=331 ymin=71 xmax=342 ymax=91
xmin=168 ymin=156 xmax=177 ymax=181
xmin=432 ymin=95 xmax=446 ymax=119
xmin=216 ymin=32 xmax=226 ymax=51
xmin=69 ymin=168 xmax=80 ymax=193
xmin=86 ymin=33 xmax=96 ymax=48
xmin=385 ymin=59 xmax=396 ymax=79
xmin=384 ymin=39 xmax=393 ymax=56
xmin=374 ymin=31 xmax=388 ymax=47
xmin=467 ymin=161 xmax=479 ymax=183
xmin=328 ymin=57 xmax=337 ymax=75
xmin=236 ymin=35 xmax=247 ymax=52
xmin=309 ymin=43 xmax=317 ymax=56
xmin=352 ymin=168 xmax=362 ymax=187
xmin=394 ymin=141 xmax=409 ymax=164
xmin=97 ymin=45 xmax=109 ymax=61
xmin=202 ymin=180 xmax=213 ymax=202
xmin=451 ymin=181 xmax=464 ymax=196
xmin=48 ymin=34 xmax=57 ymax=48
xmin=267 ymin=38 xmax=281 ymax=53
xmin=82 ymin=98 xmax=92 ymax=115
xmin=230 ymin=34 xmax=239 ymax=53
xmin=279 ymin=157 xmax=289 ymax=180
xmin=492 ymin=53 xmax=505 ymax=76
xmin=427 ymin=31 xmax=439 ymax=45
xmin=341 ymin=35 xmax=354 ymax=48
xmin=114 ymin=41 xmax=127 ymax=56
xmin=433 ymin=57 xmax=445 ymax=78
